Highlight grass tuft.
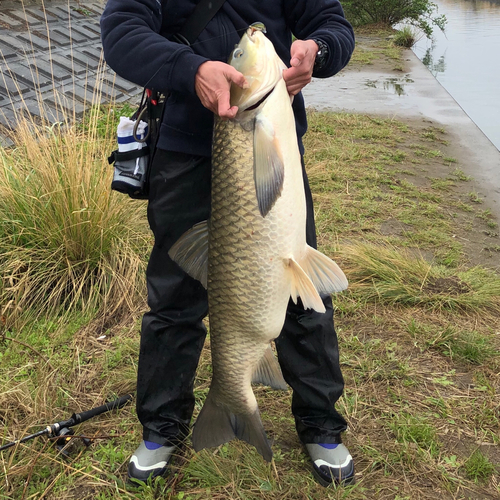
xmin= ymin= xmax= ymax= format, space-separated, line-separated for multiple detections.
xmin=462 ymin=449 xmax=496 ymax=483
xmin=0 ymin=107 xmax=150 ymax=326
xmin=393 ymin=26 xmax=418 ymax=48
xmin=341 ymin=242 xmax=500 ymax=312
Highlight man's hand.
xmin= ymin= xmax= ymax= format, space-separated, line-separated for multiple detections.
xmin=283 ymin=39 xmax=318 ymax=96
xmin=195 ymin=61 xmax=248 ymax=119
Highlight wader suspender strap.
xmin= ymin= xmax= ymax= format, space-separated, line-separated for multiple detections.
xmin=172 ymin=0 xmax=228 ymax=46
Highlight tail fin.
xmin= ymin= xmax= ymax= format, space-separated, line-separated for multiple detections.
xmin=192 ymin=390 xmax=273 ymax=462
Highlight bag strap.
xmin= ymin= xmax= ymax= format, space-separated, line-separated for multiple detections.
xmin=172 ymin=0 xmax=227 ymax=46
xmin=108 ymin=146 xmax=150 ymax=165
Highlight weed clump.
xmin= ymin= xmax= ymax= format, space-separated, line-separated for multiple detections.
xmin=0 ymin=108 xmax=149 ymax=326
xmin=393 ymin=26 xmax=417 ymax=47
xmin=342 ymin=243 xmax=500 ymax=313
xmin=463 ymin=449 xmax=496 ymax=482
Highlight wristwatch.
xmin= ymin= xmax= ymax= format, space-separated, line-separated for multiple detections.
xmin=311 ymin=38 xmax=329 ymax=72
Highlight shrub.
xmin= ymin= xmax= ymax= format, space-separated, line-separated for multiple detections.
xmin=342 ymin=0 xmax=446 ymax=38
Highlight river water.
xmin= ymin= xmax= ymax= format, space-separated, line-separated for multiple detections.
xmin=412 ymin=0 xmax=500 ymax=151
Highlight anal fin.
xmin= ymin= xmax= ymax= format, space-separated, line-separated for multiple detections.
xmin=299 ymin=245 xmax=348 ymax=293
xmin=252 ymin=346 xmax=288 ymax=390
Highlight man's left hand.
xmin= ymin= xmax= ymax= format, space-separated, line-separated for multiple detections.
xmin=283 ymin=39 xmax=318 ymax=96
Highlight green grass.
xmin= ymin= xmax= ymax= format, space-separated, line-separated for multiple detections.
xmin=407 ymin=320 xmax=499 ymax=365
xmin=463 ymin=450 xmax=496 ymax=482
xmin=393 ymin=27 xmax=417 ymax=48
xmin=389 ymin=412 xmax=440 ymax=457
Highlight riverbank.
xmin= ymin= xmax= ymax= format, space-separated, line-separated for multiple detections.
xmin=302 ymin=29 xmax=500 ymax=272
xmin=1 ymin=19 xmax=499 ymax=500
xmin=304 ymin=30 xmax=500 ymax=224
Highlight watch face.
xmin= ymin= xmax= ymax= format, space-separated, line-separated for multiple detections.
xmin=313 ymin=39 xmax=328 ymax=71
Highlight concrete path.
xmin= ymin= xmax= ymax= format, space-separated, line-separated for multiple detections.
xmin=302 ymin=51 xmax=500 ymax=220
xmin=0 ymin=0 xmax=141 ymax=146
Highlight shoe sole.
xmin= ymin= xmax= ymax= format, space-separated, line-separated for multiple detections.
xmin=311 ymin=465 xmax=356 ymax=488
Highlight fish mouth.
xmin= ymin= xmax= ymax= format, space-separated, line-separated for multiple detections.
xmin=243 ymin=86 xmax=275 ymax=112
xmin=247 ymin=22 xmax=267 ymax=37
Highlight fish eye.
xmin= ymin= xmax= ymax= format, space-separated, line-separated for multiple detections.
xmin=233 ymin=48 xmax=244 ymax=58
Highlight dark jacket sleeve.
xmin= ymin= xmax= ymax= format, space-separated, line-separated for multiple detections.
xmin=100 ymin=0 xmax=208 ymax=94
xmin=286 ymin=0 xmax=355 ymax=78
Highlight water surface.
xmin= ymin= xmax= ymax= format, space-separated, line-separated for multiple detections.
xmin=412 ymin=0 xmax=500 ymax=150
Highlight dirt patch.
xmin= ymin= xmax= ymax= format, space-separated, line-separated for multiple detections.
xmin=423 ymin=276 xmax=471 ymax=295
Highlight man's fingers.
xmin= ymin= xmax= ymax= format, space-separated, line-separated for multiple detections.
xmin=227 ymin=67 xmax=248 ymax=89
xmin=217 ymin=91 xmax=238 ymax=119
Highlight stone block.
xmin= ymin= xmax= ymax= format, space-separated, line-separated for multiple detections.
xmin=45 ymin=28 xmax=72 ymax=47
xmin=0 ymin=37 xmax=17 ymax=60
xmin=24 ymin=7 xmax=59 ymax=23
xmin=0 ymin=105 xmax=18 ymax=130
xmin=5 ymin=9 xmax=43 ymax=26
xmin=75 ymin=22 xmax=101 ymax=37
xmin=71 ymin=49 xmax=101 ymax=70
xmin=45 ymin=88 xmax=85 ymax=117
xmin=3 ymin=62 xmax=52 ymax=89
xmin=91 ymin=77 xmax=124 ymax=101
xmin=0 ymin=12 xmax=23 ymax=29
xmin=82 ymin=3 xmax=104 ymax=16
xmin=0 ymin=133 xmax=14 ymax=148
xmin=16 ymin=33 xmax=51 ymax=51
xmin=49 ymin=53 xmax=89 ymax=76
xmin=69 ymin=24 xmax=99 ymax=42
xmin=31 ymin=58 xmax=73 ymax=82
xmin=43 ymin=6 xmax=70 ymax=20
xmin=64 ymin=80 xmax=102 ymax=104
xmin=13 ymin=97 xmax=61 ymax=124
xmin=0 ymin=70 xmax=30 ymax=96
xmin=53 ymin=26 xmax=89 ymax=45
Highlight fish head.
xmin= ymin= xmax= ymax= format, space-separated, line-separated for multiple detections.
xmin=229 ymin=23 xmax=286 ymax=114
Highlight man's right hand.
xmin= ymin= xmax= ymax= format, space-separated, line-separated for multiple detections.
xmin=195 ymin=61 xmax=248 ymax=119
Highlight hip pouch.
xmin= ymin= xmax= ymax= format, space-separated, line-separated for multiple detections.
xmin=108 ymin=90 xmax=166 ymax=199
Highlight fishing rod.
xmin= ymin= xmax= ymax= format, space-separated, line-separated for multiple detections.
xmin=0 ymin=394 xmax=133 ymax=456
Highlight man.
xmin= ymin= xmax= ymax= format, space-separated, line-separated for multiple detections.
xmin=100 ymin=0 xmax=355 ymax=487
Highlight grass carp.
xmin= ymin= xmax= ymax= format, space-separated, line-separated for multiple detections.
xmin=169 ymin=24 xmax=348 ymax=461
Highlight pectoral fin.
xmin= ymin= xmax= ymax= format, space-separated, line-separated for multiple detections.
xmin=252 ymin=346 xmax=288 ymax=390
xmin=287 ymin=257 xmax=326 ymax=313
xmin=253 ymin=115 xmax=284 ymax=217
xmin=299 ymin=245 xmax=348 ymax=293
xmin=168 ymin=221 xmax=209 ymax=288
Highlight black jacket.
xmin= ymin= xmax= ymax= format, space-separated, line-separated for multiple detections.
xmin=101 ymin=0 xmax=354 ymax=156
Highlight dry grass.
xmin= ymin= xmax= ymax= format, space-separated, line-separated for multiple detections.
xmin=341 ymin=242 xmax=500 ymax=313
xmin=0 ymin=86 xmax=149 ymax=329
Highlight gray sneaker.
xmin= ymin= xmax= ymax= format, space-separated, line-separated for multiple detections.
xmin=127 ymin=440 xmax=175 ymax=484
xmin=305 ymin=443 xmax=355 ymax=486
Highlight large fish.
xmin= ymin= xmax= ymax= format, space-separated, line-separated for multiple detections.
xmin=168 ymin=24 xmax=348 ymax=461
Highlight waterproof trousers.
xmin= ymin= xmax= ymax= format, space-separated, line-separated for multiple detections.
xmin=137 ymin=149 xmax=347 ymax=447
